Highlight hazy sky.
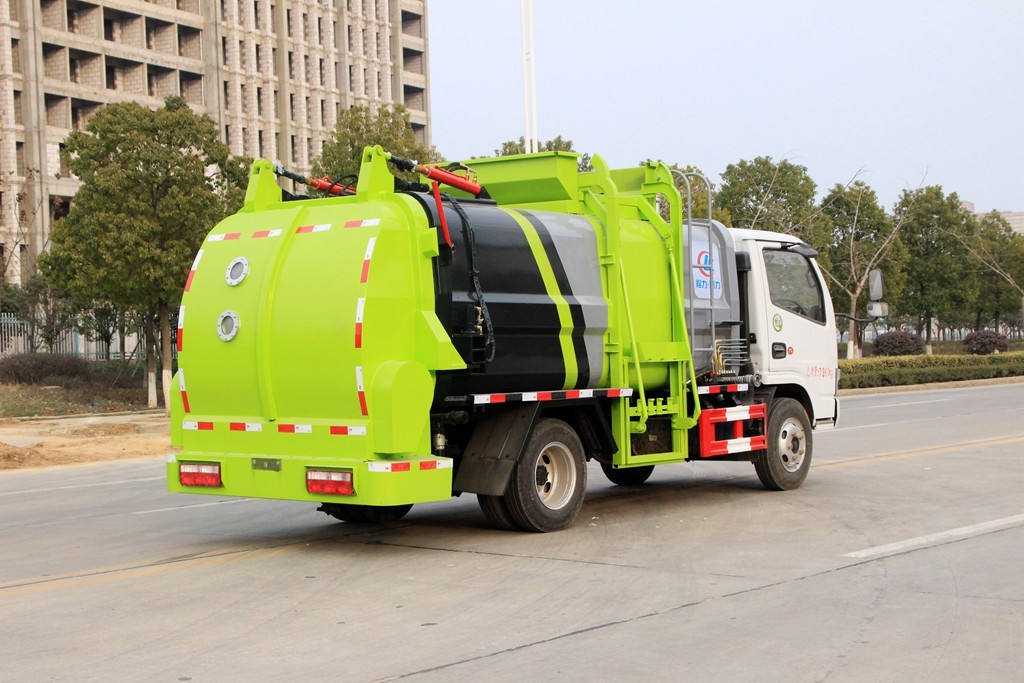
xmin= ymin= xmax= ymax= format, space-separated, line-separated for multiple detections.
xmin=427 ymin=1 xmax=1022 ymax=213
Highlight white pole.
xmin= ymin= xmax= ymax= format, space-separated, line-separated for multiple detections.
xmin=528 ymin=0 xmax=539 ymax=154
xmin=520 ymin=0 xmax=533 ymax=153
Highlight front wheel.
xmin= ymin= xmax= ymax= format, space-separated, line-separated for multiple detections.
xmin=600 ymin=462 xmax=654 ymax=486
xmin=318 ymin=503 xmax=413 ymax=523
xmin=505 ymin=418 xmax=587 ymax=532
xmin=754 ymin=397 xmax=812 ymax=491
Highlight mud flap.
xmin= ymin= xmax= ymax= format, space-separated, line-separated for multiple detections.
xmin=454 ymin=403 xmax=541 ymax=496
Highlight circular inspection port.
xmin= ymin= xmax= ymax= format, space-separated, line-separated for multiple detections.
xmin=217 ymin=310 xmax=240 ymax=341
xmin=225 ymin=257 xmax=249 ymax=286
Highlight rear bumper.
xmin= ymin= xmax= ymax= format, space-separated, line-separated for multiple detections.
xmin=167 ymin=452 xmax=453 ymax=506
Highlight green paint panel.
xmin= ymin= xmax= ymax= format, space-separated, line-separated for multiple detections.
xmin=172 ymin=148 xmax=464 ymax=505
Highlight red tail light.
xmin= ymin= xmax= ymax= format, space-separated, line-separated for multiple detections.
xmin=307 ymin=469 xmax=354 ymax=496
xmin=180 ymin=462 xmax=222 ymax=487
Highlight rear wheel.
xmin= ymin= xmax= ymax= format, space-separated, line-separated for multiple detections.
xmin=754 ymin=397 xmax=812 ymax=491
xmin=505 ymin=418 xmax=587 ymax=533
xmin=478 ymin=494 xmax=521 ymax=531
xmin=318 ymin=503 xmax=413 ymax=523
xmin=600 ymin=463 xmax=654 ymax=486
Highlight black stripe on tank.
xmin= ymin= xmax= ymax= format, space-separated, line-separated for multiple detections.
xmin=520 ymin=210 xmax=590 ymax=389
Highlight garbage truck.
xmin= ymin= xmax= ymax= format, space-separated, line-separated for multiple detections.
xmin=167 ymin=146 xmax=851 ymax=532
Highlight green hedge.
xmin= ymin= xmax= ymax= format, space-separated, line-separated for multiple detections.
xmin=839 ymin=352 xmax=1024 ymax=389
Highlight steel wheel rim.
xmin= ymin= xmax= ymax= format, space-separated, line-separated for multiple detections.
xmin=777 ymin=417 xmax=807 ymax=472
xmin=534 ymin=441 xmax=576 ymax=510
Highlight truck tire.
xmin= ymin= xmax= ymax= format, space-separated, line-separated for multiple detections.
xmin=318 ymin=503 xmax=413 ymax=523
xmin=754 ymin=397 xmax=812 ymax=491
xmin=505 ymin=418 xmax=587 ymax=532
xmin=600 ymin=462 xmax=654 ymax=486
xmin=477 ymin=494 xmax=521 ymax=531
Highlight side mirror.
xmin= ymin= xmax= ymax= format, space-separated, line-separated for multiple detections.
xmin=868 ymin=269 xmax=885 ymax=301
xmin=866 ymin=301 xmax=889 ymax=318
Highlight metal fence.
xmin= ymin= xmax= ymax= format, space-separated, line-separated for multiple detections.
xmin=0 ymin=314 xmax=142 ymax=360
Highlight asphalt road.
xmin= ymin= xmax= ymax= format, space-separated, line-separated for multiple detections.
xmin=2 ymin=384 xmax=1023 ymax=682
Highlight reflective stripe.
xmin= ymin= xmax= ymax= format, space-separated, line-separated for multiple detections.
xmin=360 ymin=237 xmax=376 ymax=283
xmin=344 ymin=219 xmax=381 ymax=228
xmin=252 ymin=229 xmax=283 ymax=238
xmin=473 ymin=388 xmax=632 ymax=405
xmin=176 ymin=306 xmax=185 ymax=352
xmin=356 ymin=366 xmax=368 ymax=415
xmin=354 ymin=297 xmax=365 ymax=348
xmin=697 ymin=384 xmax=749 ymax=395
xmin=277 ymin=424 xmax=313 ymax=434
xmin=296 ymin=223 xmax=331 ymax=234
xmin=367 ymin=460 xmax=452 ymax=473
xmin=330 ymin=425 xmax=367 ymax=436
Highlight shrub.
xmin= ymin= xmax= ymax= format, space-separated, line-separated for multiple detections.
xmin=962 ymin=330 xmax=1009 ymax=355
xmin=0 ymin=353 xmax=90 ymax=385
xmin=839 ymin=351 xmax=1024 ymax=389
xmin=873 ymin=330 xmax=925 ymax=356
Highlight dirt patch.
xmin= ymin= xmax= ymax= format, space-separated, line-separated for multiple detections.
xmin=44 ymin=423 xmax=144 ymax=438
xmin=0 ymin=417 xmax=176 ymax=470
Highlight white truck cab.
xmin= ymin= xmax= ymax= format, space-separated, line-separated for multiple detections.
xmin=733 ymin=228 xmax=840 ymax=430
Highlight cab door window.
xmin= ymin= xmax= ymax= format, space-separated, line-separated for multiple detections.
xmin=762 ymin=248 xmax=826 ymax=324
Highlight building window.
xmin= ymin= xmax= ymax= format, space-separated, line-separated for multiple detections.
xmin=256 ymin=87 xmax=263 ymax=115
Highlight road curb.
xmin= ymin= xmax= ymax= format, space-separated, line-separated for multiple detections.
xmin=4 ymin=409 xmax=167 ymax=423
xmin=838 ymin=375 xmax=1024 ymax=397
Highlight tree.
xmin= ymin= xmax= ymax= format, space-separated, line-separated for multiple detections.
xmin=958 ymin=212 xmax=1024 ymax=330
xmin=820 ymin=181 xmax=907 ymax=358
xmin=642 ymin=160 xmax=732 ymax=225
xmin=313 ymin=105 xmax=440 ymax=182
xmin=716 ymin=156 xmax=833 ymax=263
xmin=493 ymin=135 xmax=593 ymax=172
xmin=43 ymin=96 xmax=238 ymax=410
xmin=892 ymin=186 xmax=979 ymax=351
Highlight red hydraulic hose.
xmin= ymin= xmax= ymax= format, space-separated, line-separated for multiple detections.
xmin=418 ymin=165 xmax=483 ymax=196
xmin=388 ymin=155 xmax=483 ymax=196
xmin=431 ymin=181 xmax=455 ymax=252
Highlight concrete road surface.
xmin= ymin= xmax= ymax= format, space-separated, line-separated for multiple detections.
xmin=2 ymin=383 xmax=1022 ymax=682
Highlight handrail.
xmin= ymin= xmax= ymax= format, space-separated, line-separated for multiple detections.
xmin=617 ymin=260 xmax=649 ymax=432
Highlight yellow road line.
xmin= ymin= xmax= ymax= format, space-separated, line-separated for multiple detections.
xmin=816 ymin=433 xmax=1024 ymax=469
xmin=0 ymin=542 xmax=309 ymax=597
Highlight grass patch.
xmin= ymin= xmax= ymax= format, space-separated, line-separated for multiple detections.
xmin=0 ymin=383 xmax=152 ymax=417
xmin=0 ymin=358 xmax=153 ymax=417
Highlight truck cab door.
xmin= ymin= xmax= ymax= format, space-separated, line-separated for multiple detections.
xmin=754 ymin=244 xmax=838 ymax=424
